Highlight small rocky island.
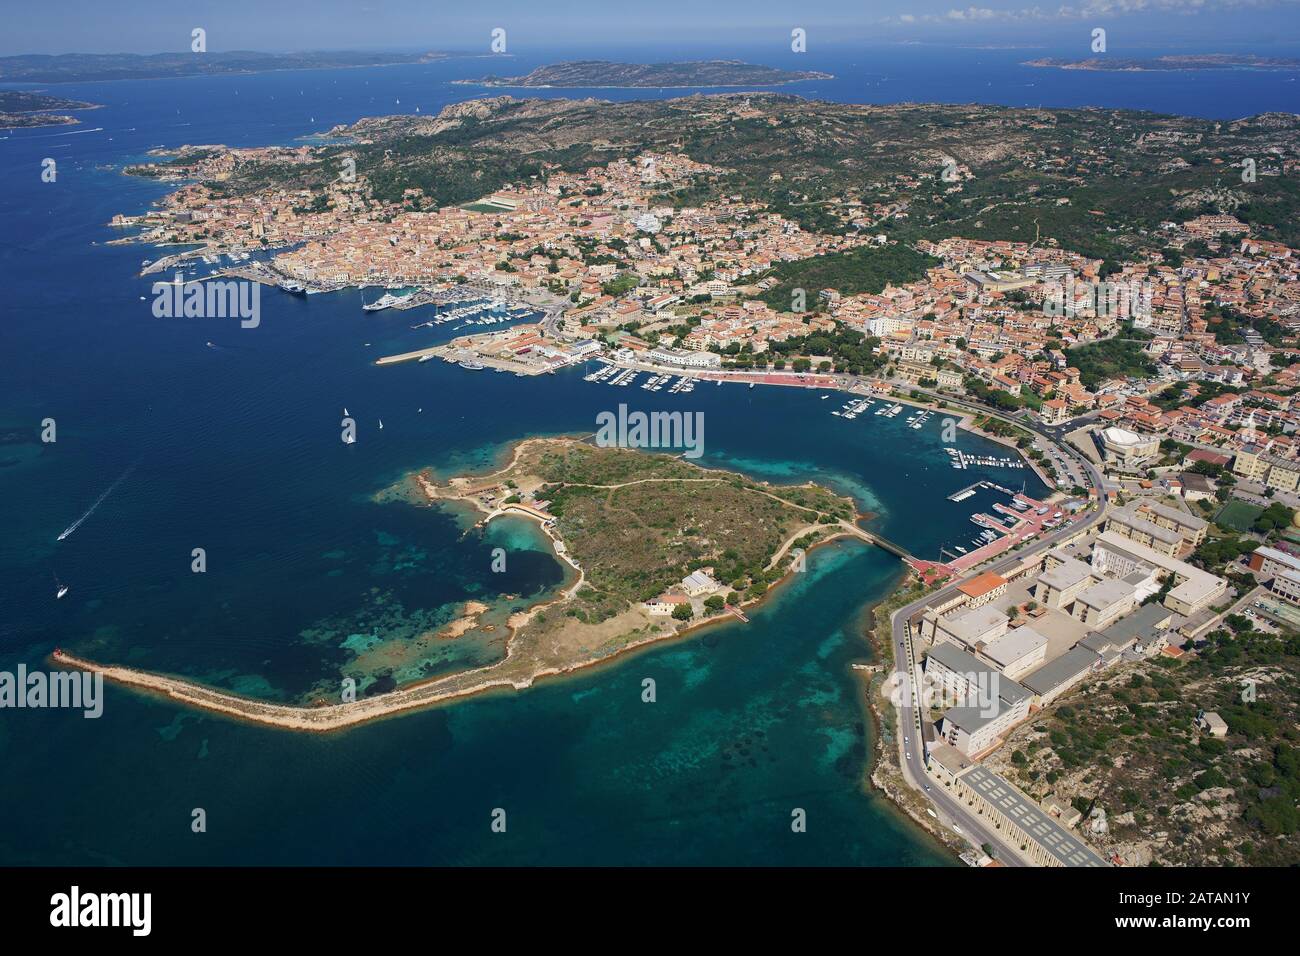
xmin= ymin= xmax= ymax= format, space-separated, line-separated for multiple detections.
xmin=53 ymin=438 xmax=862 ymax=730
xmin=0 ymin=90 xmax=99 ymax=127
xmin=1025 ymin=54 xmax=1300 ymax=72
xmin=456 ymin=59 xmax=832 ymax=88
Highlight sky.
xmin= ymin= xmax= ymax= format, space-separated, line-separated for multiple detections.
xmin=2 ymin=0 xmax=1298 ymax=57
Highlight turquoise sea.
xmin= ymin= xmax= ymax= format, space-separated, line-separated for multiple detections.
xmin=4 ymin=41 xmax=1277 ymax=864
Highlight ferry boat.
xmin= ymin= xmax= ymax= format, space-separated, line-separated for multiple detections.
xmin=278 ymin=279 xmax=307 ymax=295
xmin=459 ymin=361 xmax=485 ymax=370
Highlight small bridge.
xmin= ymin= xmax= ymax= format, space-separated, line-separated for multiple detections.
xmin=838 ymin=521 xmax=913 ymax=561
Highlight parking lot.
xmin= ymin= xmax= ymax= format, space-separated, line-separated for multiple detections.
xmin=1033 ymin=435 xmax=1087 ymax=490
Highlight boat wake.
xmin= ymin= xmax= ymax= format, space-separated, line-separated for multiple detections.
xmin=56 ymin=463 xmax=137 ymax=541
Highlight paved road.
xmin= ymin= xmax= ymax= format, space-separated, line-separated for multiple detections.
xmin=885 ymin=401 xmax=1109 ymax=865
xmin=539 ymin=306 xmax=566 ymax=338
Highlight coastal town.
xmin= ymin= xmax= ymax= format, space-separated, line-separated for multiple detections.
xmin=102 ymin=92 xmax=1300 ymax=869
xmin=18 ymin=0 xmax=1300 ymax=918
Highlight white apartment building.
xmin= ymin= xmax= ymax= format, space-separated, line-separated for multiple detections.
xmin=1270 ymin=567 xmax=1300 ymax=605
xmin=1092 ymin=531 xmax=1227 ymax=616
xmin=927 ymin=643 xmax=1033 ymax=755
xmin=1071 ymin=579 xmax=1138 ymax=629
xmin=866 ymin=315 xmax=913 ymax=337
xmin=646 ymin=347 xmax=721 ymax=369
xmin=1250 ymin=545 xmax=1300 ymax=580
xmin=938 ymin=696 xmax=1032 ymax=756
xmin=1137 ymin=500 xmax=1208 ymax=549
xmin=926 ymin=604 xmax=1009 ymax=650
xmin=925 ymin=641 xmax=1028 ymax=708
xmin=980 ymin=624 xmax=1049 ymax=680
xmin=1105 ymin=508 xmax=1183 ymax=558
xmin=1034 ymin=554 xmax=1096 ymax=610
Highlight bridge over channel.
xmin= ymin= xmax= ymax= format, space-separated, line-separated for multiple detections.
xmin=837 ymin=521 xmax=913 ymax=561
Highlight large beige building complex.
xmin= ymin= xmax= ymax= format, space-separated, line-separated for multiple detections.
xmin=1034 ymin=554 xmax=1096 ymax=609
xmin=1092 ymin=531 xmax=1227 ymax=616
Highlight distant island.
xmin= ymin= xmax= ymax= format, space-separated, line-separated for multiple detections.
xmin=455 ymin=59 xmax=832 ymax=88
xmin=0 ymin=90 xmax=99 ymax=127
xmin=1025 ymin=54 xmax=1300 ymax=72
xmin=0 ymin=49 xmax=471 ymax=84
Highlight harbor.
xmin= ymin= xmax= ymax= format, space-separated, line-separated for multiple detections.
xmin=178 ymin=260 xmax=558 ymax=331
xmin=581 ymin=363 xmax=698 ymax=394
xmin=375 ymin=342 xmax=552 ymax=374
xmin=916 ymin=484 xmax=1068 ymax=580
xmin=944 ymin=446 xmax=1026 ymax=471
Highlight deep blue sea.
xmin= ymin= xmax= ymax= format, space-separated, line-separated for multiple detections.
xmin=0 ymin=43 xmax=1292 ymax=865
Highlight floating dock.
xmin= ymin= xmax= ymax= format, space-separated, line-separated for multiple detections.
xmin=947 ymin=483 xmax=981 ymax=503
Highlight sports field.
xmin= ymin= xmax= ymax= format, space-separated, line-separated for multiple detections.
xmin=1215 ymin=499 xmax=1263 ymax=533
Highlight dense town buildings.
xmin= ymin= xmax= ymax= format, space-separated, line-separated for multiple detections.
xmin=117 ymin=141 xmax=1300 ymax=473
